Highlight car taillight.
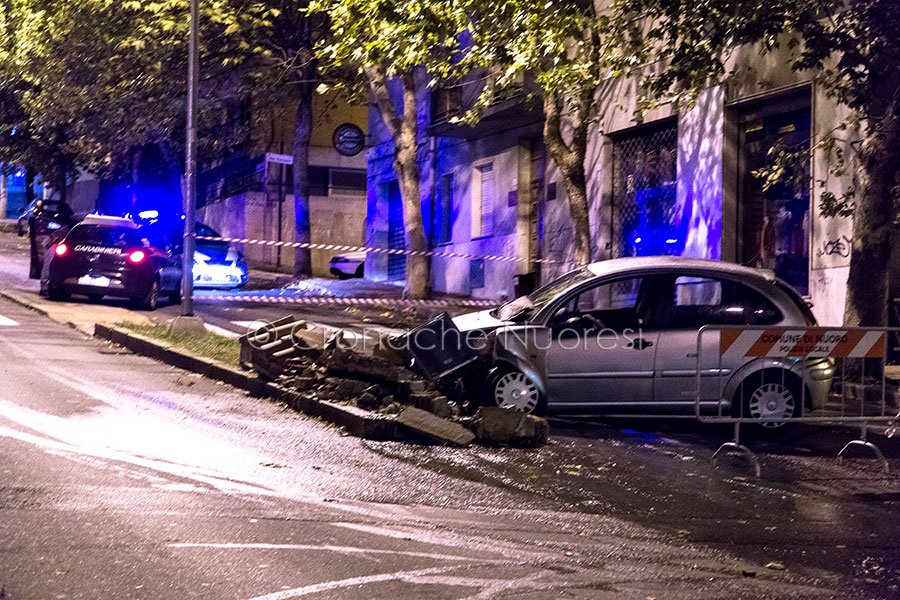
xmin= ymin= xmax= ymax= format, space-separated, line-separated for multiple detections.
xmin=128 ymin=250 xmax=146 ymax=264
xmin=55 ymin=243 xmax=68 ymax=257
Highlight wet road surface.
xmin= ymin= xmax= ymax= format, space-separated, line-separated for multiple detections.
xmin=3 ymin=297 xmax=894 ymax=598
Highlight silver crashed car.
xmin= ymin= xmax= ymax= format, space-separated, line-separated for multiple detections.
xmin=453 ymin=257 xmax=834 ymax=426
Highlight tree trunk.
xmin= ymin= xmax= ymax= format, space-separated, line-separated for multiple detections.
xmin=292 ymin=79 xmax=314 ymax=278
xmin=543 ymin=93 xmax=592 ymax=267
xmin=843 ymin=125 xmax=900 ymax=327
xmin=291 ymin=16 xmax=316 ymax=279
xmin=396 ymin=74 xmax=428 ymax=298
xmin=366 ymin=67 xmax=429 ymax=299
xmin=558 ymin=163 xmax=592 ymax=266
xmin=0 ymin=165 xmax=7 ymax=219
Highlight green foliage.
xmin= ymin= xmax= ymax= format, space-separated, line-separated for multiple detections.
xmin=0 ymin=0 xmax=276 ymax=181
xmin=470 ymin=2 xmax=603 ymax=102
xmin=310 ymin=0 xmax=471 ymax=98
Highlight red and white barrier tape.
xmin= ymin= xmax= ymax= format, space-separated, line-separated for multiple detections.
xmin=196 ymin=293 xmax=497 ymax=309
xmin=195 ymin=235 xmax=567 ymax=265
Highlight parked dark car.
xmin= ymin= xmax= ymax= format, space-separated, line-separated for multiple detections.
xmin=19 ymin=199 xmax=59 ymax=236
xmin=24 ymin=200 xmax=77 ymax=278
xmin=40 ymin=215 xmax=181 ymax=310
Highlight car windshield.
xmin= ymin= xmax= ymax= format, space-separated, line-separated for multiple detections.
xmin=493 ymin=267 xmax=596 ymax=322
xmin=195 ymin=222 xmax=221 ymax=238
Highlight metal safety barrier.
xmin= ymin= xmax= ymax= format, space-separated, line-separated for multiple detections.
xmin=694 ymin=325 xmax=900 ymax=476
xmin=195 ymin=235 xmax=571 ymax=266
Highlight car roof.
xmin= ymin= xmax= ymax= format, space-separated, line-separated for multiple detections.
xmin=586 ymin=256 xmax=776 ymax=283
xmin=79 ymin=214 xmax=139 ymax=228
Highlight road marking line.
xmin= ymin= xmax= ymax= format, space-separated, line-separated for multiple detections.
xmin=233 ymin=320 xmax=269 ymax=331
xmin=168 ymin=542 xmax=499 ymax=564
xmin=245 ymin=566 xmax=459 ymax=600
xmin=203 ymin=323 xmax=241 ymax=338
xmin=0 ymin=314 xmax=19 ymax=327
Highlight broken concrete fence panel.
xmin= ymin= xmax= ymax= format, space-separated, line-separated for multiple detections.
xmin=396 ymin=407 xmax=476 ymax=447
xmin=363 ymin=384 xmax=392 ymax=400
xmin=356 ymin=392 xmax=382 ymax=411
xmin=373 ymin=340 xmax=411 ymax=365
xmin=409 ymin=393 xmax=453 ymax=418
xmin=475 ymin=406 xmax=549 ymax=448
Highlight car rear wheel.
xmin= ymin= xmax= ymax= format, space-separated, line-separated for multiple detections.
xmin=47 ymin=286 xmax=70 ymax=302
xmin=736 ymin=371 xmax=801 ymax=430
xmin=136 ymin=278 xmax=160 ymax=311
xmin=168 ymin=287 xmax=182 ymax=305
xmin=490 ymin=367 xmax=546 ymax=415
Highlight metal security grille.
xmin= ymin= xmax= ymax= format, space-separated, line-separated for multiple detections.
xmin=611 ymin=122 xmax=678 ymax=259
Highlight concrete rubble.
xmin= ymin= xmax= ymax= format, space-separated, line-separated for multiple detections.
xmin=239 ymin=315 xmax=548 ymax=447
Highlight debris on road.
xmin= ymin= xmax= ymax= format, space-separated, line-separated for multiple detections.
xmin=239 ymin=314 xmax=548 ymax=447
xmin=472 ymin=406 xmax=549 ymax=447
xmin=396 ymin=407 xmax=477 ymax=446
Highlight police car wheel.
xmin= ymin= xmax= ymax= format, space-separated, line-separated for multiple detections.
xmin=137 ymin=278 xmax=160 ymax=311
xmin=168 ymin=289 xmax=182 ymax=305
xmin=48 ymin=286 xmax=70 ymax=302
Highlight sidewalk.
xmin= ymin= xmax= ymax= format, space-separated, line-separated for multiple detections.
xmin=0 ymin=288 xmax=154 ymax=335
xmin=0 ymin=218 xmax=17 ymax=234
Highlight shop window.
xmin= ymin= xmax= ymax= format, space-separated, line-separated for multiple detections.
xmin=611 ymin=122 xmax=679 ymax=258
xmin=329 ymin=169 xmax=366 ymax=196
xmin=309 ymin=167 xmax=329 ymax=196
xmin=738 ymin=103 xmax=811 ymax=295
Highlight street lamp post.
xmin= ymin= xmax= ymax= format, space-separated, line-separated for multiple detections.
xmin=181 ymin=0 xmax=199 ymax=317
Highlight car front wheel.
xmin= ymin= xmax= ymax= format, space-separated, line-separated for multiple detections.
xmin=490 ymin=367 xmax=546 ymax=415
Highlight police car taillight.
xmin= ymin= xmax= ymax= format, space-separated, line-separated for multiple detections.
xmin=55 ymin=243 xmax=69 ymax=257
xmin=128 ymin=250 xmax=147 ymax=264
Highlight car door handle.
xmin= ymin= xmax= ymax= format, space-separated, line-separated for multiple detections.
xmin=627 ymin=338 xmax=653 ymax=350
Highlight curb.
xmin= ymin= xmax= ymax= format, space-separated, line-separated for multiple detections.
xmin=93 ymin=324 xmax=400 ymax=441
xmin=0 ymin=290 xmax=50 ymax=317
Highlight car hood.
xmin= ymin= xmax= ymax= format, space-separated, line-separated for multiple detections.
xmin=451 ymin=309 xmax=507 ymax=333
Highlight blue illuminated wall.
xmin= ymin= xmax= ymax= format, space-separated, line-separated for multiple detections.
xmin=2 ymin=169 xmax=28 ymax=218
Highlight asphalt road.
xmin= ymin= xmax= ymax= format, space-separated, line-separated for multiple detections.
xmin=0 ymin=297 xmax=834 ymax=600
xmin=2 ymin=229 xmax=900 ymax=598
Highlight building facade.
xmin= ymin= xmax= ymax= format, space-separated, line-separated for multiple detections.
xmin=197 ymin=93 xmax=369 ymax=276
xmin=364 ymin=44 xmax=900 ymax=326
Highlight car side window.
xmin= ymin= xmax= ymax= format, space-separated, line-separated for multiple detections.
xmin=549 ymin=276 xmax=649 ymax=332
xmin=661 ymin=276 xmax=783 ymax=329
